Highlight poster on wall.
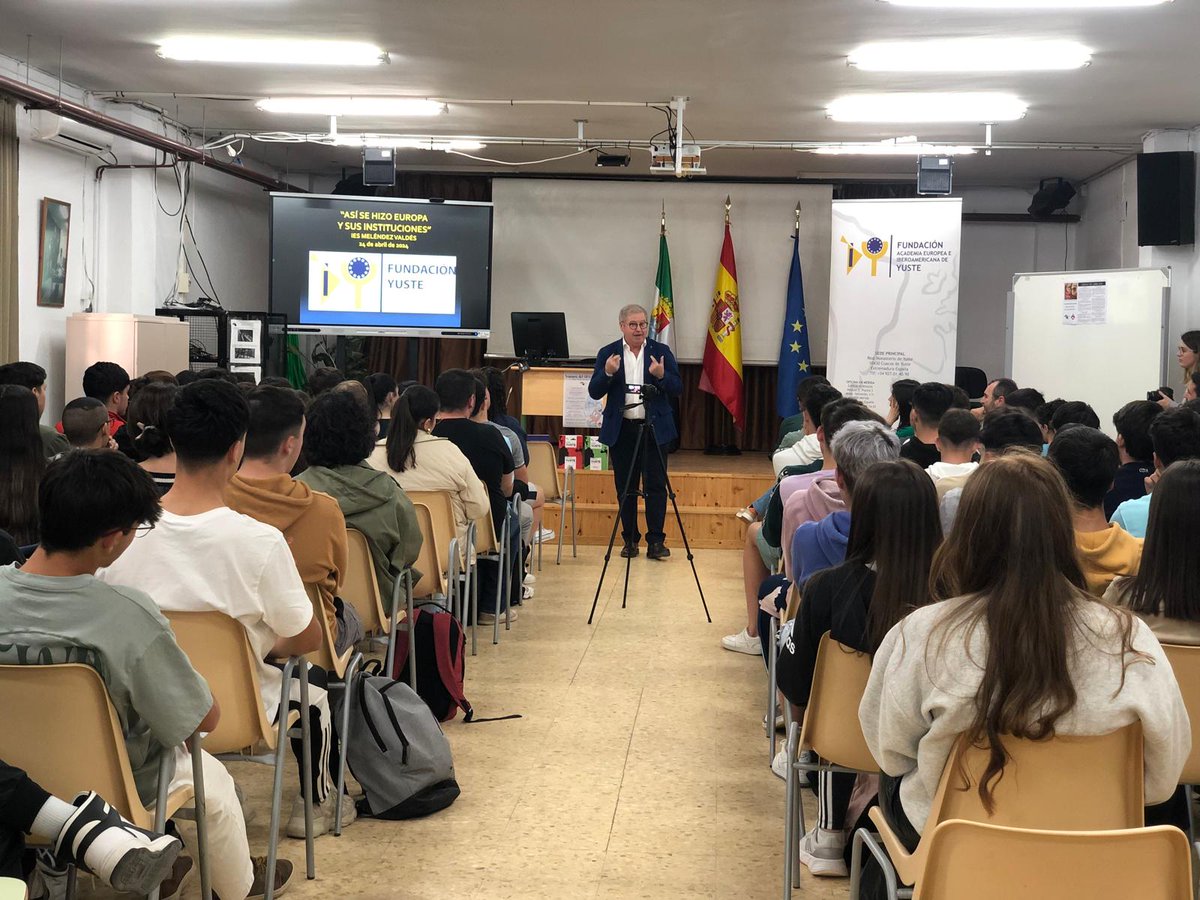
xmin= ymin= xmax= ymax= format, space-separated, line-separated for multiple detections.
xmin=37 ymin=198 xmax=71 ymax=308
xmin=562 ymin=372 xmax=604 ymax=429
xmin=826 ymin=198 xmax=962 ymax=416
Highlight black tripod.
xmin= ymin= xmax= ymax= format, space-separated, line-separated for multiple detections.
xmin=586 ymin=404 xmax=711 ymax=625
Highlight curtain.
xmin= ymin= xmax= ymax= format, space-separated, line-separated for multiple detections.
xmin=0 ymin=98 xmax=17 ymax=362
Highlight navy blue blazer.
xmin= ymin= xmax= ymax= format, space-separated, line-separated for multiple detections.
xmin=587 ymin=338 xmax=682 ymax=447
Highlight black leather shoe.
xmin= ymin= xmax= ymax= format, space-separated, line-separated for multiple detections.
xmin=647 ymin=542 xmax=671 ymax=560
xmin=620 ymin=541 xmax=640 ymax=558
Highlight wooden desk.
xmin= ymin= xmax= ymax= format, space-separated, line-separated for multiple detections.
xmin=519 ymin=366 xmax=595 ymax=417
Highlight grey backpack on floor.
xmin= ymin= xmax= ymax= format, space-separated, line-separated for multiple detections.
xmin=345 ymin=662 xmax=460 ymax=819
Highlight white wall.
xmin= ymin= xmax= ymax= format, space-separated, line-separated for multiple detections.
xmin=955 ymin=186 xmax=1078 ymax=381
xmin=1076 ymin=160 xmax=1138 ymax=271
xmin=7 ymin=54 xmax=272 ymax=421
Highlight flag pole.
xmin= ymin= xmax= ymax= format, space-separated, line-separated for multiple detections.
xmin=661 ymin=200 xmax=667 ymax=236
xmin=725 ymin=195 xmax=731 ymax=225
xmin=795 ymin=201 xmax=801 ymax=236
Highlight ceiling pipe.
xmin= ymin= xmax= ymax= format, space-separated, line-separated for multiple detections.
xmin=0 ymin=73 xmax=303 ymax=193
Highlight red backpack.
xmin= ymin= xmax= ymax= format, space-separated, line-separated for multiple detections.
xmin=391 ymin=606 xmax=473 ymax=723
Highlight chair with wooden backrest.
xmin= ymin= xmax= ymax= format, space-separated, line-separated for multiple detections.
xmin=472 ymin=505 xmax=512 ymax=647
xmin=0 ymin=664 xmax=210 ymax=900
xmin=340 ymin=528 xmax=413 ymax=678
xmin=784 ymin=633 xmax=877 ymax=896
xmin=915 ymin=821 xmax=1192 ymax=900
xmin=527 ymin=440 xmax=576 ymax=568
xmin=303 ymin=584 xmax=363 ymax=838
xmin=0 ymin=878 xmax=26 ymax=900
xmin=405 ymin=491 xmax=462 ymax=620
xmin=850 ymin=722 xmax=1145 ymax=900
xmin=1160 ymin=643 xmax=1200 ymax=856
xmin=165 ymin=610 xmax=314 ymax=894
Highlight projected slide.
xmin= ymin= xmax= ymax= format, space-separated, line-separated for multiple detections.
xmin=272 ymin=195 xmax=492 ymax=334
xmin=307 ymin=252 xmax=458 ymax=315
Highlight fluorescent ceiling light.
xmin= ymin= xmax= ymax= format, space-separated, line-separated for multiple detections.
xmin=878 ymin=0 xmax=1168 ymax=7
xmin=828 ymin=92 xmax=1027 ymax=123
xmin=330 ymin=135 xmax=485 ymax=152
xmin=157 ymin=37 xmax=386 ymax=66
xmin=808 ymin=139 xmax=976 ymax=156
xmin=258 ymin=97 xmax=445 ymax=116
xmin=848 ymin=38 xmax=1091 ymax=72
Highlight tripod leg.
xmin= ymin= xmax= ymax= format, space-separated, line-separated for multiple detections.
xmin=587 ymin=422 xmax=647 ymax=625
xmin=648 ymin=421 xmax=712 ymax=623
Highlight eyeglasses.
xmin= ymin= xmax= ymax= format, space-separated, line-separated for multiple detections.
xmin=624 ymin=321 xmax=649 ymax=331
xmin=134 ymin=522 xmax=156 ymax=536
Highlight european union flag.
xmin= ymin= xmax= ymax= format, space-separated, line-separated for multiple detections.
xmin=777 ymin=234 xmax=812 ymax=418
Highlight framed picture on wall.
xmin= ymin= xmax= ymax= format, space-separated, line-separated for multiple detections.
xmin=37 ymin=198 xmax=70 ymax=308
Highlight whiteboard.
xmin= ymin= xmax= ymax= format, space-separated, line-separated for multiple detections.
xmin=489 ymin=179 xmax=833 ymax=363
xmin=1007 ymin=267 xmax=1170 ymax=436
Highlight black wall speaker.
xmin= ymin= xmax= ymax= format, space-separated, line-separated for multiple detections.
xmin=362 ymin=147 xmax=396 ymax=186
xmin=916 ymin=156 xmax=953 ymax=195
xmin=1137 ymin=151 xmax=1195 ymax=247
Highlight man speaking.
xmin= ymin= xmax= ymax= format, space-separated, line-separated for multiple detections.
xmin=588 ymin=304 xmax=683 ymax=560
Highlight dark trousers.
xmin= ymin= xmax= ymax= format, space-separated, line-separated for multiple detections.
xmin=0 ymin=758 xmax=52 ymax=878
xmin=609 ymin=419 xmax=668 ymax=545
xmin=859 ymin=773 xmax=921 ymax=900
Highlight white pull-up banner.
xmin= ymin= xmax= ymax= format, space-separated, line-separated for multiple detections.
xmin=827 ymin=198 xmax=963 ymax=415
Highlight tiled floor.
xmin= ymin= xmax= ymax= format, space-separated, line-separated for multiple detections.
xmin=82 ymin=546 xmax=848 ymax=899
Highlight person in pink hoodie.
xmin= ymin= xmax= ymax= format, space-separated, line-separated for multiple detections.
xmin=722 ymin=399 xmax=887 ymax=656
xmin=779 ymin=400 xmax=888 ymax=576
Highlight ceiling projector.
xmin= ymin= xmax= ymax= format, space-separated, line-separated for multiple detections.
xmin=650 ymin=143 xmax=706 ymax=176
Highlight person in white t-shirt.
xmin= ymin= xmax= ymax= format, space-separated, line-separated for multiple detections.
xmin=98 ymin=380 xmax=353 ymax=840
xmin=925 ymin=408 xmax=980 ymax=500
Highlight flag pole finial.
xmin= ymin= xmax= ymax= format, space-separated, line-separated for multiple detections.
xmin=724 ymin=195 xmax=731 ymax=224
xmin=795 ymin=202 xmax=802 ymax=235
xmin=661 ymin=200 xmax=667 ymax=235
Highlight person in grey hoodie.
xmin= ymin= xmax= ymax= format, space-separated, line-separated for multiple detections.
xmin=297 ymin=391 xmax=421 ymax=601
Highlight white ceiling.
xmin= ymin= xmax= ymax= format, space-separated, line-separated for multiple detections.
xmin=5 ymin=0 xmax=1198 ymax=187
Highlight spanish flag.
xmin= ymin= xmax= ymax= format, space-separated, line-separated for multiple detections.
xmin=700 ymin=214 xmax=745 ymax=430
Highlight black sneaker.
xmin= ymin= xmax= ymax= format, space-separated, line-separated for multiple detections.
xmin=246 ymin=856 xmax=294 ymax=900
xmin=54 ymin=791 xmax=183 ymax=895
xmin=647 ymin=542 xmax=671 ymax=560
xmin=620 ymin=541 xmax=639 ymax=558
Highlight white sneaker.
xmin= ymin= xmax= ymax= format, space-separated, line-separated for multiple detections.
xmin=771 ymin=748 xmax=789 ymax=781
xmin=478 ymin=609 xmax=517 ymax=624
xmin=286 ymin=792 xmax=357 ymax=839
xmin=523 ymin=572 xmax=537 ymax=585
xmin=721 ymin=627 xmax=762 ymax=655
xmin=54 ymin=792 xmax=183 ymax=895
xmin=797 ymin=826 xmax=849 ymax=878
xmin=522 ymin=584 xmax=535 ymax=600
xmin=533 ymin=527 xmax=556 ymax=543
xmin=762 ymin=712 xmax=785 ymax=732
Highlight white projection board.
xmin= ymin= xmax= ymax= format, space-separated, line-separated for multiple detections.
xmin=1007 ymin=267 xmax=1170 ymax=435
xmin=489 ymin=179 xmax=833 ymax=363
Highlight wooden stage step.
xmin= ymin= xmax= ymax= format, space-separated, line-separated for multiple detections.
xmin=539 ymin=450 xmax=776 ymax=550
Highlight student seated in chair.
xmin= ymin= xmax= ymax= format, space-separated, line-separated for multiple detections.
xmin=225 ymin=385 xmax=362 ymax=655
xmin=0 ymin=450 xmax=278 ymax=900
xmin=1048 ymin=425 xmax=1142 ymax=596
xmin=98 ymin=380 xmax=350 ymax=842
xmin=59 ymin=398 xmax=114 ymax=453
xmin=296 ymin=390 xmax=422 ymax=615
xmin=858 ymin=452 xmax=1189 ymax=900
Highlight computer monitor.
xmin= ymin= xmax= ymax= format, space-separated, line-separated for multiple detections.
xmin=511 ymin=312 xmax=569 ymax=361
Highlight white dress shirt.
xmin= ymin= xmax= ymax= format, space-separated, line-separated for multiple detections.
xmin=623 ymin=340 xmax=646 ymax=420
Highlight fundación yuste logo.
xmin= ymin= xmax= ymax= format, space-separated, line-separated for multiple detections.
xmin=840 ymin=235 xmax=891 ymax=277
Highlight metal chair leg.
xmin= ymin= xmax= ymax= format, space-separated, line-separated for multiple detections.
xmin=190 ymin=735 xmax=212 ymax=900
xmin=570 ymin=487 xmax=577 ymax=558
xmin=333 ymin=653 xmax=363 ymax=836
xmin=783 ymin=723 xmax=797 ymax=900
xmin=767 ymin=618 xmax=778 ymax=759
xmin=556 ymin=499 xmax=564 ymax=565
xmin=297 ymin=661 xmax=314 ymax=879
xmin=148 ymin=752 xmax=173 ymax=900
xmin=265 ymin=658 xmax=296 ymax=900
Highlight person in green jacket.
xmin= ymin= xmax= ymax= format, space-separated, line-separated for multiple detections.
xmin=297 ymin=390 xmax=421 ymax=599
